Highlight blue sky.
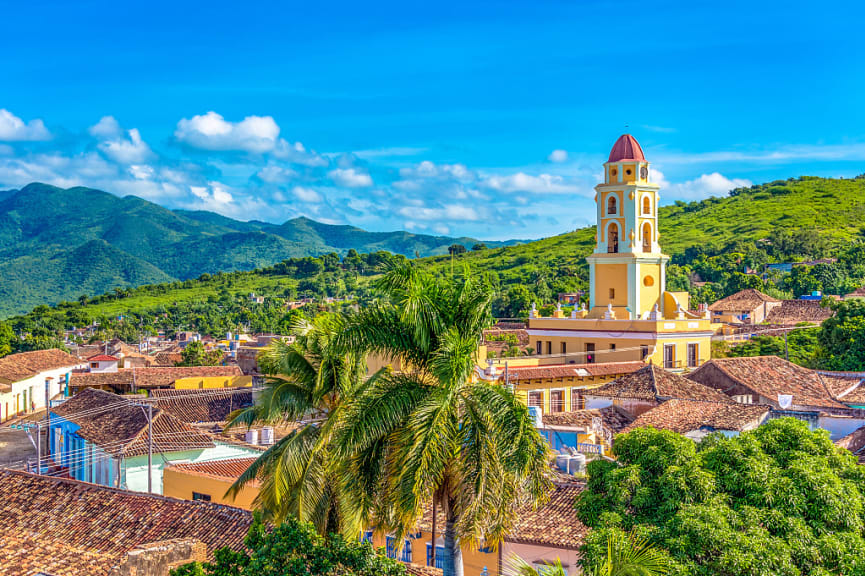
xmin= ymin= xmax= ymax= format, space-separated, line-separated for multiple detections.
xmin=0 ymin=0 xmax=863 ymax=240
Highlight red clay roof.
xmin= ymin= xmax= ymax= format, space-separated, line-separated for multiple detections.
xmin=87 ymin=354 xmax=119 ymax=362
xmin=505 ymin=361 xmax=644 ymax=381
xmin=836 ymin=426 xmax=865 ymax=462
xmin=764 ymin=300 xmax=834 ymax=325
xmin=166 ymin=457 xmax=258 ymax=483
xmin=688 ymin=356 xmax=849 ymax=410
xmin=505 ymin=483 xmax=588 ymax=549
xmin=708 ymin=289 xmax=780 ymax=312
xmin=608 ymin=134 xmax=646 ymax=163
xmin=588 ymin=364 xmax=732 ymax=403
xmin=542 ymin=405 xmax=634 ymax=433
xmin=70 ymin=365 xmax=243 ymax=389
xmin=0 ymin=470 xmax=252 ymax=575
xmin=623 ymin=399 xmax=770 ymax=434
xmin=151 ymin=388 xmax=253 ymax=424
xmin=0 ymin=349 xmax=81 ymax=385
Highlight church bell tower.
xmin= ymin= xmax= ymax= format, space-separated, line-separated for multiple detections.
xmin=586 ymin=134 xmax=668 ymax=319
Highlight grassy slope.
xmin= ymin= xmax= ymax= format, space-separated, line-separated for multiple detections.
xmin=7 ymin=176 xmax=865 ymax=320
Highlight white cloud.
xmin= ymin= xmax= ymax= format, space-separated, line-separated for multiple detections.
xmin=397 ymin=205 xmax=479 ymax=221
xmin=548 ymin=149 xmax=568 ymax=163
xmin=655 ymin=143 xmax=865 ymax=165
xmin=89 ymin=116 xmax=122 ymax=138
xmin=653 ymin=168 xmax=752 ymax=201
xmin=190 ymin=181 xmax=234 ymax=205
xmin=98 ymin=128 xmax=153 ymax=164
xmin=398 ymin=160 xmax=474 ymax=181
xmin=175 ymin=111 xmax=280 ymax=153
xmin=328 ymin=167 xmax=373 ymax=187
xmin=0 ymin=109 xmax=50 ymax=141
xmin=292 ymin=186 xmax=322 ymax=203
xmin=484 ymin=172 xmax=580 ymax=194
xmin=256 ymin=165 xmax=298 ymax=183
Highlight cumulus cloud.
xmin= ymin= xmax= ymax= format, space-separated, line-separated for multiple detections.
xmin=175 ymin=111 xmax=281 ymax=153
xmin=89 ymin=116 xmax=122 ymax=139
xmin=398 ymin=160 xmax=474 ymax=181
xmin=256 ymin=165 xmax=298 ymax=183
xmin=548 ymin=149 xmax=568 ymax=163
xmin=292 ymin=186 xmax=322 ymax=203
xmin=328 ymin=167 xmax=373 ymax=187
xmin=190 ymin=182 xmax=234 ymax=206
xmin=397 ymin=204 xmax=479 ymax=221
xmin=0 ymin=109 xmax=50 ymax=141
xmin=484 ymin=172 xmax=580 ymax=194
xmin=652 ymin=168 xmax=751 ymax=201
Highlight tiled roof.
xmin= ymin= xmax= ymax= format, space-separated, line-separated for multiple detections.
xmin=0 ymin=470 xmax=252 ymax=575
xmin=587 ymin=364 xmax=731 ymax=403
xmin=70 ymin=365 xmax=243 ymax=389
xmin=505 ymin=361 xmax=645 ymax=381
xmin=87 ymin=354 xmax=118 ymax=362
xmin=622 ymin=399 xmax=770 ymax=434
xmin=688 ymin=356 xmax=849 ymax=410
xmin=151 ymin=388 xmax=253 ymax=424
xmin=764 ymin=300 xmax=834 ymax=325
xmin=0 ymin=349 xmax=81 ymax=385
xmin=819 ymin=373 xmax=865 ymax=404
xmin=152 ymin=351 xmax=183 ymax=366
xmin=542 ymin=405 xmax=634 ymax=433
xmin=845 ymin=286 xmax=865 ymax=300
xmin=405 ymin=564 xmax=442 ymax=576
xmin=165 ymin=457 xmax=258 ymax=483
xmin=708 ymin=289 xmax=779 ymax=312
xmin=505 ymin=483 xmax=587 ymax=549
xmin=51 ymin=388 xmax=215 ymax=456
xmin=608 ymin=134 xmax=645 ymax=163
xmin=836 ymin=426 xmax=865 ymax=462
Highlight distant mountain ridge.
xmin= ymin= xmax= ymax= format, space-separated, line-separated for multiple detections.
xmin=0 ymin=183 xmax=517 ymax=316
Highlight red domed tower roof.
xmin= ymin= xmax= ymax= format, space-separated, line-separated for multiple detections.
xmin=608 ymin=134 xmax=646 ymax=163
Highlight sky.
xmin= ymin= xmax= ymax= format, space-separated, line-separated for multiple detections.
xmin=0 ymin=0 xmax=863 ymax=240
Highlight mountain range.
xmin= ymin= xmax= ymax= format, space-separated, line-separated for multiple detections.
xmin=0 ymin=183 xmax=516 ymax=316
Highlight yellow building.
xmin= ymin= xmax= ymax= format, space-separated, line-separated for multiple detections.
xmin=526 ymin=134 xmax=713 ymax=371
xmin=163 ymin=457 xmax=260 ymax=508
xmin=172 ymin=374 xmax=253 ymax=389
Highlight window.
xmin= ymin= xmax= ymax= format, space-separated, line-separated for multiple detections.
xmin=610 ymin=167 xmax=617 ymax=178
xmin=528 ymin=390 xmax=544 ymax=413
xmin=571 ymin=389 xmax=585 ymax=411
xmin=192 ymin=492 xmax=211 ymax=502
xmin=609 ymin=288 xmax=615 ymax=300
xmin=536 ymin=341 xmax=542 ymax=355
xmin=546 ymin=341 xmax=552 ymax=355
xmin=585 ymin=343 xmax=595 ymax=364
xmin=607 ymin=222 xmax=619 ymax=253
xmin=90 ymin=362 xmax=99 ymax=369
xmin=642 ymin=222 xmax=652 ymax=253
xmin=560 ymin=342 xmax=567 ymax=355
xmin=642 ymin=195 xmax=651 ymax=214
xmin=386 ymin=536 xmax=412 ymax=561
xmin=359 ymin=530 xmax=374 ymax=544
xmin=550 ymin=390 xmax=564 ymax=413
xmin=643 ymin=275 xmax=654 ymax=287
xmin=607 ymin=195 xmax=617 ymax=215
xmin=664 ymin=344 xmax=676 ymax=369
xmin=641 ymin=345 xmax=649 ymax=360
xmin=427 ymin=543 xmax=445 ymax=568
xmin=687 ymin=343 xmax=699 ymax=368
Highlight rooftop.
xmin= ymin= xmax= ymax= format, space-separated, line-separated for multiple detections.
xmin=836 ymin=425 xmax=865 ymax=463
xmin=764 ymin=300 xmax=834 ymax=325
xmin=0 ymin=348 xmax=81 ymax=387
xmin=506 ymin=483 xmax=588 ymax=549
xmin=0 ymin=470 xmax=252 ymax=576
xmin=622 ymin=399 xmax=770 ymax=434
xmin=708 ymin=289 xmax=780 ymax=312
xmin=70 ymin=365 xmax=243 ymax=390
xmin=504 ymin=361 xmax=645 ymax=381
xmin=165 ymin=457 xmax=258 ymax=484
xmin=542 ymin=405 xmax=634 ymax=433
xmin=688 ymin=356 xmax=849 ymax=410
xmin=607 ymin=134 xmax=646 ymax=163
xmin=587 ymin=364 xmax=732 ymax=403
xmin=151 ymin=388 xmax=253 ymax=424
xmin=51 ymin=388 xmax=215 ymax=456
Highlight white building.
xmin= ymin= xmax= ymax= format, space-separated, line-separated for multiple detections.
xmin=0 ymin=349 xmax=84 ymax=422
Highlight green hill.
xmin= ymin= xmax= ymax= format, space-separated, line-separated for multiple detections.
xmin=0 ymin=183 xmax=515 ymax=316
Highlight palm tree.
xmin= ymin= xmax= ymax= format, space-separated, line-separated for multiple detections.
xmin=225 ymin=313 xmax=372 ymax=536
xmin=505 ymin=530 xmax=669 ymax=576
xmin=333 ymin=263 xmax=552 ymax=576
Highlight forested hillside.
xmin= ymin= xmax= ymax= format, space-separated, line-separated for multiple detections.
xmin=0 ymin=183 xmax=514 ymax=315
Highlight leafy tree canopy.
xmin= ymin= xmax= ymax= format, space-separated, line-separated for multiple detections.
xmin=576 ymin=419 xmax=865 ymax=576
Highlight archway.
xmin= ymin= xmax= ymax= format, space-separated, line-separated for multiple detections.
xmin=608 ymin=222 xmax=619 ymax=253
xmin=607 ymin=195 xmax=617 ymax=215
xmin=642 ymin=222 xmax=652 ymax=253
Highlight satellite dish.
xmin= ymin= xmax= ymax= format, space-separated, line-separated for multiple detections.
xmin=778 ymin=394 xmax=793 ymax=410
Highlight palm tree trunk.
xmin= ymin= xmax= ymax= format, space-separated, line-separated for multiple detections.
xmin=443 ymin=508 xmax=464 ymax=576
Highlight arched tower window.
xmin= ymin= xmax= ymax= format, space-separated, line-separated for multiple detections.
xmin=642 ymin=195 xmax=651 ymax=215
xmin=642 ymin=222 xmax=652 ymax=253
xmin=607 ymin=223 xmax=619 ymax=253
xmin=607 ymin=195 xmax=617 ymax=215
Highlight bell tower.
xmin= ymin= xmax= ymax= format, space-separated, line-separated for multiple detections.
xmin=587 ymin=134 xmax=667 ymax=319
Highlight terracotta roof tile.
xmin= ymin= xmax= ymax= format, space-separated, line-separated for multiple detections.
xmin=623 ymin=399 xmax=770 ymax=434
xmin=836 ymin=426 xmax=865 ymax=462
xmin=151 ymin=388 xmax=253 ymax=424
xmin=505 ymin=483 xmax=587 ymax=549
xmin=152 ymin=351 xmax=183 ymax=366
xmin=51 ymin=388 xmax=215 ymax=456
xmin=0 ymin=349 xmax=81 ymax=385
xmin=0 ymin=470 xmax=252 ymax=575
xmin=165 ymin=457 xmax=258 ymax=483
xmin=708 ymin=289 xmax=779 ymax=312
xmin=505 ymin=361 xmax=644 ymax=381
xmin=588 ymin=365 xmax=732 ymax=402
xmin=688 ymin=356 xmax=849 ymax=410
xmin=87 ymin=354 xmax=119 ymax=362
xmin=70 ymin=365 xmax=243 ymax=390
xmin=542 ymin=405 xmax=634 ymax=433
xmin=764 ymin=300 xmax=834 ymax=325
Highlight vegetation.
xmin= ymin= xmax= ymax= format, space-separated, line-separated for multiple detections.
xmin=177 ymin=340 xmax=226 ymax=366
xmin=576 ymin=419 xmax=865 ymax=576
xmin=170 ymin=515 xmax=408 ymax=576
xmin=226 ymin=314 xmax=370 ymax=535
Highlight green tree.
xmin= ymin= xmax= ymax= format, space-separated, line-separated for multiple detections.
xmin=472 ymin=243 xmax=487 ymax=251
xmin=448 ymin=243 xmax=467 ymax=255
xmin=576 ymin=420 xmax=865 ymax=576
xmin=171 ymin=516 xmax=407 ymax=576
xmin=0 ymin=321 xmax=13 ymax=357
xmin=819 ymin=299 xmax=865 ymax=370
xmin=333 ymin=264 xmax=552 ymax=576
xmin=177 ymin=340 xmax=224 ymax=366
xmin=226 ymin=315 xmax=371 ymax=535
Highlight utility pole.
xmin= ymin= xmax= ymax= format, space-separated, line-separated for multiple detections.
xmin=35 ymin=422 xmax=41 ymax=475
xmin=147 ymin=402 xmax=153 ymax=494
xmin=784 ymin=329 xmax=789 ymax=362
